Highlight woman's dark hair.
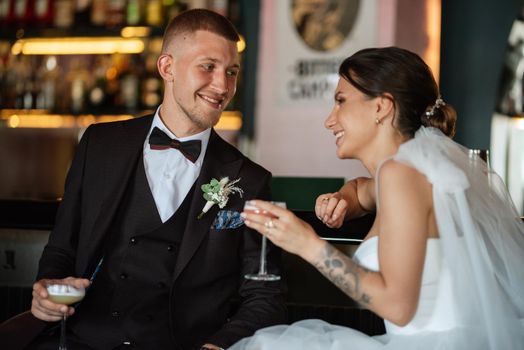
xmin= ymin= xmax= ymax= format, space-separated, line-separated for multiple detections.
xmin=339 ymin=47 xmax=456 ymax=137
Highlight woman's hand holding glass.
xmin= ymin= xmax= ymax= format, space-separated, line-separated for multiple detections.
xmin=243 ymin=201 xmax=286 ymax=281
xmin=242 ymin=200 xmax=325 ymax=264
xmin=315 ymin=192 xmax=348 ymax=228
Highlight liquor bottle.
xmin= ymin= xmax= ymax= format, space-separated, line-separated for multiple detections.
xmin=34 ymin=80 xmax=46 ymax=109
xmin=0 ymin=56 xmax=4 ymax=107
xmin=88 ymin=56 xmax=109 ymax=113
xmin=13 ymin=0 xmax=31 ymax=29
xmin=106 ymin=0 xmax=126 ymax=28
xmin=0 ymin=59 xmax=4 ymax=107
xmin=34 ymin=0 xmax=53 ymax=28
xmin=104 ymin=54 xmax=125 ymax=112
xmin=35 ymin=85 xmax=45 ymax=109
xmin=163 ymin=0 xmax=180 ymax=25
xmin=146 ymin=0 xmax=163 ymax=27
xmin=118 ymin=55 xmax=141 ymax=112
xmin=17 ymin=56 xmax=37 ymax=109
xmin=1 ymin=55 xmax=20 ymax=108
xmin=54 ymin=0 xmax=74 ymax=28
xmin=74 ymin=0 xmax=92 ymax=27
xmin=13 ymin=56 xmax=32 ymax=109
xmin=0 ymin=0 xmax=15 ymax=29
xmin=0 ymin=0 xmax=8 ymax=23
xmin=22 ymin=81 xmax=35 ymax=109
xmin=0 ymin=0 xmax=11 ymax=33
xmin=69 ymin=58 xmax=90 ymax=114
xmin=141 ymin=53 xmax=162 ymax=110
xmin=90 ymin=0 xmax=106 ymax=27
xmin=38 ymin=56 xmax=59 ymax=111
xmin=126 ymin=0 xmax=144 ymax=26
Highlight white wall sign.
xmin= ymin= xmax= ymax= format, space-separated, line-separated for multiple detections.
xmin=255 ymin=0 xmax=385 ymax=179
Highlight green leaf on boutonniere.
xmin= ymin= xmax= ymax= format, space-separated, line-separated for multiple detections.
xmin=198 ymin=177 xmax=243 ymax=219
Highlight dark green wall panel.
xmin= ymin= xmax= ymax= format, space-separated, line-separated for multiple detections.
xmin=440 ymin=0 xmax=522 ymax=148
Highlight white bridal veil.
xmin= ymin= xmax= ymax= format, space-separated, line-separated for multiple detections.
xmin=394 ymin=126 xmax=524 ymax=349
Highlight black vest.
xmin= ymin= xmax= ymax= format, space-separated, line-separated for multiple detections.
xmin=69 ymin=156 xmax=195 ymax=349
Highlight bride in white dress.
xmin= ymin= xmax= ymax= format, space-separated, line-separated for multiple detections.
xmin=230 ymin=47 xmax=524 ymax=350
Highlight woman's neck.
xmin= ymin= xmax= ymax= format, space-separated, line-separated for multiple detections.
xmin=361 ymin=132 xmax=406 ymax=177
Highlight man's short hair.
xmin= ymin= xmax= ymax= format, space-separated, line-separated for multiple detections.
xmin=162 ymin=9 xmax=240 ymax=53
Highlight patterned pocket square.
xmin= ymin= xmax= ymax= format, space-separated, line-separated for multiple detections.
xmin=211 ymin=210 xmax=244 ymax=229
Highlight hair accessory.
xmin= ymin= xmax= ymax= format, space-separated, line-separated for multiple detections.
xmin=425 ymin=96 xmax=446 ymax=118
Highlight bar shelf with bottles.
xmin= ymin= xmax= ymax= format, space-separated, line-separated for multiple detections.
xmin=0 ymin=0 xmax=237 ymax=37
xmin=0 ymin=0 xmax=242 ymax=132
xmin=0 ymin=0 xmax=178 ymax=40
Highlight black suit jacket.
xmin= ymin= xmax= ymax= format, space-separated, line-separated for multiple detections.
xmin=37 ymin=115 xmax=287 ymax=349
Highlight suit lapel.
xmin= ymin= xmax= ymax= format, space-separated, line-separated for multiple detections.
xmin=83 ymin=115 xmax=154 ymax=273
xmin=173 ymin=130 xmax=243 ymax=281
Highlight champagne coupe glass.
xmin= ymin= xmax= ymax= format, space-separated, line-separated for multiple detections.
xmin=46 ymin=284 xmax=85 ymax=350
xmin=244 ymin=201 xmax=286 ymax=281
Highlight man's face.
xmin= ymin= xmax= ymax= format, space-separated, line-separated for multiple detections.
xmin=167 ymin=30 xmax=240 ymax=132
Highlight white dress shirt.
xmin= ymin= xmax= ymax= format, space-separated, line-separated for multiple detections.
xmin=143 ymin=107 xmax=211 ymax=222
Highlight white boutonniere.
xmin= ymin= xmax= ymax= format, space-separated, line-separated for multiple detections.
xmin=198 ymin=177 xmax=243 ymax=219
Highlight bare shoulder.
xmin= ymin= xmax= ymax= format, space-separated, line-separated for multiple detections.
xmin=379 ymin=159 xmax=428 ymax=188
xmin=377 ymin=159 xmax=436 ymax=244
xmin=378 ymin=159 xmax=432 ymax=208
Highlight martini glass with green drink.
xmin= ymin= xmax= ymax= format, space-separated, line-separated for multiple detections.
xmin=46 ymin=284 xmax=85 ymax=350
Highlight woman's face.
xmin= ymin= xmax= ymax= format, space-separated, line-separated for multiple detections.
xmin=324 ymin=77 xmax=378 ymax=159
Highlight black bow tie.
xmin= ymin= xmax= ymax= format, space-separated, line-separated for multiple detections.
xmin=148 ymin=127 xmax=202 ymax=163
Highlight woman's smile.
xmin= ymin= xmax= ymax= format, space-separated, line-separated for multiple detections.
xmin=334 ymin=130 xmax=345 ymax=147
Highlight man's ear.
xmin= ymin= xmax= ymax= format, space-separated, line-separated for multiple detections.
xmin=157 ymin=54 xmax=174 ymax=82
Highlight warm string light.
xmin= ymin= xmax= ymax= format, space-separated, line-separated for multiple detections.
xmin=11 ymin=37 xmax=145 ymax=55
xmin=11 ymin=30 xmax=246 ymax=55
xmin=120 ymin=26 xmax=151 ymax=38
xmin=1 ymin=111 xmax=242 ymax=131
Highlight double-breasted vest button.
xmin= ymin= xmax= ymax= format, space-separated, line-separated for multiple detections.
xmin=157 ymin=282 xmax=166 ymax=288
xmin=111 ymin=310 xmax=120 ymax=318
xmin=129 ymin=237 xmax=137 ymax=244
xmin=146 ymin=314 xmax=154 ymax=321
xmin=167 ymin=245 xmax=174 ymax=252
xmin=120 ymin=273 xmax=128 ymax=280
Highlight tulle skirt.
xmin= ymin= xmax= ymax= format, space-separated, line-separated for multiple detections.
xmin=228 ymin=319 xmax=493 ymax=350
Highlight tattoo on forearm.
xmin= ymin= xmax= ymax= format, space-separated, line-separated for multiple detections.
xmin=313 ymin=244 xmax=372 ymax=306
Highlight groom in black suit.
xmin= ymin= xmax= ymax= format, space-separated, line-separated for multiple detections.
xmin=29 ymin=9 xmax=286 ymax=350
